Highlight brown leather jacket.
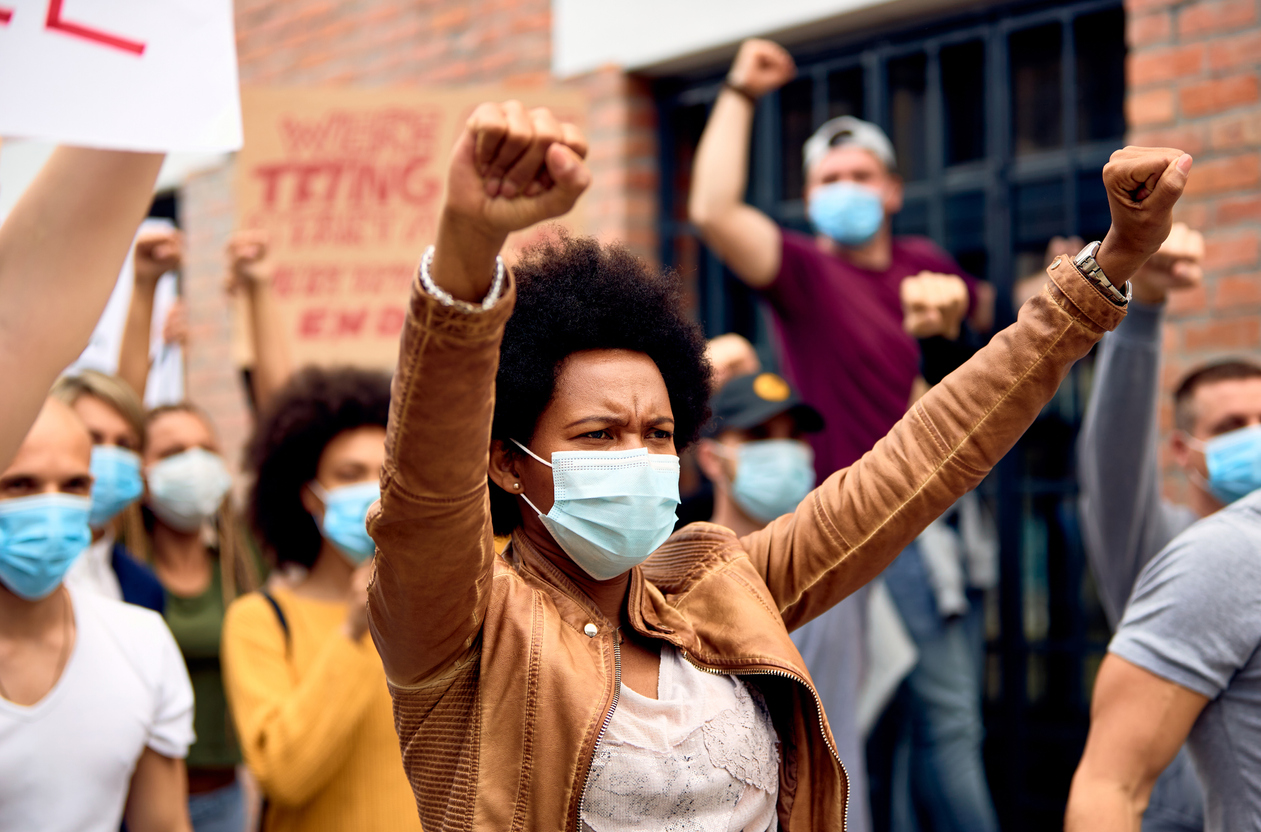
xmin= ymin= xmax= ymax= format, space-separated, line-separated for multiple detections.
xmin=367 ymin=255 xmax=1125 ymax=832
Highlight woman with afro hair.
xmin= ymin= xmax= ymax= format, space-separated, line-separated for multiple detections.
xmin=221 ymin=367 xmax=421 ymax=832
xmin=366 ymin=101 xmax=1179 ymax=832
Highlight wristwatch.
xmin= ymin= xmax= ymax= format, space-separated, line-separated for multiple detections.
xmin=1071 ymin=240 xmax=1131 ymax=306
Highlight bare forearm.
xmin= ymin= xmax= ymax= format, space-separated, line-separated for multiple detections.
xmin=118 ymin=284 xmax=158 ymax=400
xmin=245 ymin=283 xmax=293 ymax=412
xmin=0 ymin=149 xmax=161 ymax=338
xmin=688 ymin=88 xmax=756 ymax=227
xmin=1066 ymin=775 xmax=1145 ymax=832
xmin=0 ymin=148 xmax=162 ymax=466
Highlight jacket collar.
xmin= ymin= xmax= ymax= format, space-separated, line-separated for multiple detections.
xmin=507 ymin=530 xmax=692 ymax=643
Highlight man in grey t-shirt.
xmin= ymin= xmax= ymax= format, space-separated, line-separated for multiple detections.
xmin=1066 ymin=489 xmax=1261 ymax=832
xmin=1075 ymin=220 xmax=1261 ymax=832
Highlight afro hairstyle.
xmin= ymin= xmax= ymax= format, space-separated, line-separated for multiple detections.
xmin=247 ymin=366 xmax=392 ymax=569
xmin=489 ymin=233 xmax=711 ymax=535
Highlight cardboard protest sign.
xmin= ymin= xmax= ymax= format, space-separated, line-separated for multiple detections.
xmin=0 ymin=0 xmax=241 ymax=152
xmin=235 ymin=87 xmax=587 ymax=370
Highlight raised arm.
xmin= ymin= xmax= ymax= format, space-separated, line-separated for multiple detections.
xmin=741 ymin=148 xmax=1193 ymax=628
xmin=0 ymin=148 xmax=163 ymax=467
xmin=118 ymin=227 xmax=183 ymax=400
xmin=367 ymin=102 xmax=590 ymax=685
xmin=1077 ymin=223 xmax=1204 ymax=625
xmin=225 ymin=231 xmax=293 ymax=413
xmin=687 ymin=39 xmax=792 ymax=288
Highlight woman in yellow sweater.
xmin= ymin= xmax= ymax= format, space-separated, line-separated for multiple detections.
xmin=222 ymin=367 xmax=420 ymax=832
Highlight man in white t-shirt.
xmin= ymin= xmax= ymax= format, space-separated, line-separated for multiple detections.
xmin=0 ymin=398 xmax=195 ymax=832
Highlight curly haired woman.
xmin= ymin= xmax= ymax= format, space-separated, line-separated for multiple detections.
xmin=367 ymin=100 xmax=1188 ymax=832
xmin=222 ymin=367 xmax=421 ymax=832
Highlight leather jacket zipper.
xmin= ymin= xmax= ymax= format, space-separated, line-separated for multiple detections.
xmin=577 ymin=632 xmax=621 ymax=827
xmin=680 ymin=650 xmax=851 ymax=832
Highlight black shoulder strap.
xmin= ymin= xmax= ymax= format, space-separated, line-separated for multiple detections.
xmin=260 ymin=590 xmax=291 ymax=652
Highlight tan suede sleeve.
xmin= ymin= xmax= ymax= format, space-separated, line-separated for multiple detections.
xmin=366 ymin=272 xmax=516 ymax=686
xmin=741 ymin=256 xmax=1127 ymax=632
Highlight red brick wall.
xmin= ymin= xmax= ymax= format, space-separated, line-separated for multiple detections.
xmin=180 ymin=0 xmax=659 ymax=473
xmin=1125 ymin=0 xmax=1261 ymax=501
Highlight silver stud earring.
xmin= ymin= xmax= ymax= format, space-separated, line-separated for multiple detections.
xmin=512 ymin=482 xmax=521 ymax=490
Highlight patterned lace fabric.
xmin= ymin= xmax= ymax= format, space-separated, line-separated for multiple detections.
xmin=581 ymin=645 xmax=780 ymax=832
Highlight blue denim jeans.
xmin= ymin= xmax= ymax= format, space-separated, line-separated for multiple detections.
xmin=869 ymin=543 xmax=999 ymax=832
xmin=188 ymin=779 xmax=245 ymax=832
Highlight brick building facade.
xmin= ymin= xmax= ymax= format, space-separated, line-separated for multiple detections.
xmin=1124 ymin=0 xmax=1261 ymax=499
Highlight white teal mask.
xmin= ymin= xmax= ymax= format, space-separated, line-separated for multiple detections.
xmin=512 ymin=440 xmax=680 ymax=581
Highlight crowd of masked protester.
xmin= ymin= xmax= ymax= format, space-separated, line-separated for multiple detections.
xmin=1 ymin=36 xmax=1256 ymax=832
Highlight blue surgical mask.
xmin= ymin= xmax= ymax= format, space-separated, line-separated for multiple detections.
xmin=1188 ymin=425 xmax=1261 ymax=504
xmin=512 ymin=440 xmax=681 ymax=581
xmin=310 ymin=481 xmax=380 ymax=564
xmin=145 ymin=448 xmax=233 ymax=533
xmin=807 ymin=181 xmax=885 ymax=247
xmin=716 ymin=439 xmax=816 ymax=524
xmin=89 ymin=445 xmax=144 ymax=528
xmin=0 ymin=494 xmax=92 ymax=600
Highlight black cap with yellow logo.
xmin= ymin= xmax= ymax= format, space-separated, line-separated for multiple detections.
xmin=705 ymin=372 xmax=825 ymax=436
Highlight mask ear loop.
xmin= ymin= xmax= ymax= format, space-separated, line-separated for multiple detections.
xmin=509 ymin=439 xmax=551 ymax=517
xmin=1176 ymin=432 xmax=1217 ymax=495
xmin=307 ymin=482 xmax=330 ymax=506
xmin=703 ymin=439 xmax=741 ymax=489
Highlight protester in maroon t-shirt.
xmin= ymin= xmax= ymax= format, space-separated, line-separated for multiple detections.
xmin=769 ymin=232 xmax=977 ymax=480
xmin=689 ymin=39 xmax=989 ymax=481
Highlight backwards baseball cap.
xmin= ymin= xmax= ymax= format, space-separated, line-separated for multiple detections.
xmin=802 ymin=116 xmax=897 ymax=175
xmin=705 ymin=373 xmax=825 ymax=437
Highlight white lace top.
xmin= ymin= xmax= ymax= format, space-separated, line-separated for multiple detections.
xmin=581 ymin=645 xmax=780 ymax=832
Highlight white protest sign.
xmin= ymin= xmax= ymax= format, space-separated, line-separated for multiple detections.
xmin=0 ymin=0 xmax=242 ymax=152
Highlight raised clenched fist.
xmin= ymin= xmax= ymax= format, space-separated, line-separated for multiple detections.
xmin=901 ymin=272 xmax=970 ymax=340
xmin=224 ymin=230 xmax=272 ymax=296
xmin=727 ymin=39 xmax=796 ymax=99
xmin=1097 ymin=147 xmax=1193 ymax=283
xmin=133 ymin=228 xmax=183 ymax=287
xmin=1130 ymin=222 xmax=1204 ymax=305
xmin=706 ymin=333 xmax=761 ymax=391
xmin=444 ymin=101 xmax=590 ymax=238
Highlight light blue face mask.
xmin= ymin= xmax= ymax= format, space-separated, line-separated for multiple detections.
xmin=310 ymin=480 xmax=380 ymax=564
xmin=512 ymin=440 xmax=681 ymax=581
xmin=89 ymin=445 xmax=144 ymax=529
xmin=715 ymin=439 xmax=816 ymax=524
xmin=1187 ymin=425 xmax=1261 ymax=504
xmin=0 ymin=493 xmax=92 ymax=600
xmin=807 ymin=181 xmax=885 ymax=247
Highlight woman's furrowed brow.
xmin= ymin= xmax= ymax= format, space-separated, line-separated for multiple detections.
xmin=562 ymin=414 xmax=675 ymax=430
xmin=563 ymin=415 xmax=626 ymax=430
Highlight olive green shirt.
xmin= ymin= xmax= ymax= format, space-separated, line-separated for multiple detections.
xmin=164 ymin=563 xmax=240 ymax=770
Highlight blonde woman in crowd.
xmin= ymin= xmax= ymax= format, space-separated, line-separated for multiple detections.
xmin=50 ymin=370 xmax=164 ymax=613
xmin=223 ymin=367 xmax=421 ymax=832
